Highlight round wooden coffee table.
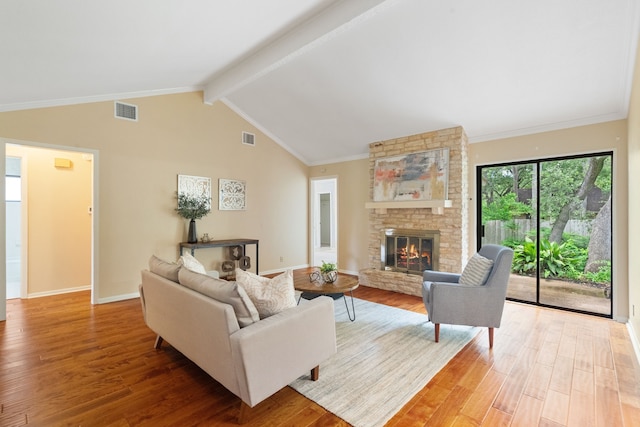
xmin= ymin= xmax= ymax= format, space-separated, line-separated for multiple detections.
xmin=294 ymin=272 xmax=359 ymax=321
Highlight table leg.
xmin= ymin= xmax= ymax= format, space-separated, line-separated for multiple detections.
xmin=297 ymin=291 xmax=356 ymax=322
xmin=344 ymin=291 xmax=356 ymax=322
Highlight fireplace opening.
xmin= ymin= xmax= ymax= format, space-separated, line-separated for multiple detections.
xmin=381 ymin=229 xmax=440 ymax=275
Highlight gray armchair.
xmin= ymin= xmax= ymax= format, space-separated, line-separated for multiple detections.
xmin=422 ymin=244 xmax=514 ymax=348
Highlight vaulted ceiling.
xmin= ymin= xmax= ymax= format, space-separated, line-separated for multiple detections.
xmin=1 ymin=0 xmax=638 ymax=165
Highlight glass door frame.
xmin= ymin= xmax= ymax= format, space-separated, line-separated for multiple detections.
xmin=476 ymin=151 xmax=613 ymax=318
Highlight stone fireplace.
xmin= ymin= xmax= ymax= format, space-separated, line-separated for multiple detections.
xmin=359 ymin=126 xmax=469 ymax=297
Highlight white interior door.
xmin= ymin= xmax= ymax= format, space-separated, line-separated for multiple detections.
xmin=311 ymin=178 xmax=337 ymax=268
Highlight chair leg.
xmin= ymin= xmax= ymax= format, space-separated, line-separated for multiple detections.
xmin=488 ymin=327 xmax=494 ymax=349
xmin=434 ymin=324 xmax=440 ymax=343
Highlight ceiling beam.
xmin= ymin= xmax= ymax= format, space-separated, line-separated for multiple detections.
xmin=202 ymin=0 xmax=397 ymax=105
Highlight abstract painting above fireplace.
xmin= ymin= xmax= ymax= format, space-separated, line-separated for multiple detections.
xmin=381 ymin=228 xmax=440 ymax=275
xmin=373 ymin=148 xmax=449 ymax=202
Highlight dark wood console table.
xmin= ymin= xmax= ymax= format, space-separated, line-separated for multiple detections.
xmin=179 ymin=238 xmax=259 ymax=274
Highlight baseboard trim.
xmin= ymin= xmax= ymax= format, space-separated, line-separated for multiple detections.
xmin=628 ymin=321 xmax=640 ymax=367
xmin=27 ymin=285 xmax=91 ymax=299
xmin=96 ymin=292 xmax=140 ymax=304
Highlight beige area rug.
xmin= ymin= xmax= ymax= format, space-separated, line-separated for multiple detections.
xmin=289 ymin=297 xmax=479 ymax=427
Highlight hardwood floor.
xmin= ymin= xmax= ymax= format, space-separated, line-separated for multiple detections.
xmin=2 ymin=280 xmax=640 ymax=426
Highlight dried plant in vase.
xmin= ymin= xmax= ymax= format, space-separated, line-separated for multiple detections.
xmin=176 ymin=193 xmax=211 ymax=243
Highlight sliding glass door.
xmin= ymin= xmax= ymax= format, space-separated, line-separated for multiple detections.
xmin=478 ymin=153 xmax=612 ymax=317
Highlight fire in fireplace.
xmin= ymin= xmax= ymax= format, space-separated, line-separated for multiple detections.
xmin=380 ymin=229 xmax=440 ymax=275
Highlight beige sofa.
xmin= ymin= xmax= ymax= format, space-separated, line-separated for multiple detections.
xmin=139 ymin=260 xmax=337 ymax=422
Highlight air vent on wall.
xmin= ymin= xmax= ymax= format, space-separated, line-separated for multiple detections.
xmin=114 ymin=101 xmax=138 ymax=121
xmin=242 ymin=131 xmax=255 ymax=146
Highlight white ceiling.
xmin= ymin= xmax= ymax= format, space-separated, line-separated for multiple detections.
xmin=1 ymin=0 xmax=638 ymax=165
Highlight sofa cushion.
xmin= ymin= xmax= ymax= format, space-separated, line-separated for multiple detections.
xmin=459 ymin=253 xmax=494 ymax=286
xmin=235 ymin=269 xmax=296 ymax=319
xmin=178 ymin=268 xmax=259 ymax=328
xmin=149 ymin=255 xmax=181 ymax=282
xmin=178 ymin=253 xmax=207 ymax=274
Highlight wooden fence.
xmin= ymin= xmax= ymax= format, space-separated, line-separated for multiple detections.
xmin=483 ymin=219 xmax=591 ymax=245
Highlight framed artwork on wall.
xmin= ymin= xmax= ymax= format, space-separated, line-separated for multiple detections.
xmin=177 ymin=174 xmax=211 ymax=208
xmin=219 ymin=179 xmax=246 ymax=210
xmin=373 ymin=148 xmax=449 ymax=202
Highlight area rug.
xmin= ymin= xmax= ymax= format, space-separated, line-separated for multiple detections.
xmin=289 ymin=297 xmax=478 ymax=427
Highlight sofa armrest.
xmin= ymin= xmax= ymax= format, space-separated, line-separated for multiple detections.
xmin=229 ymin=296 xmax=337 ymax=407
xmin=423 ymin=270 xmax=460 ymax=283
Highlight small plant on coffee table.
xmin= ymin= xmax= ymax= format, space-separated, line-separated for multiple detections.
xmin=320 ymin=260 xmax=338 ymax=283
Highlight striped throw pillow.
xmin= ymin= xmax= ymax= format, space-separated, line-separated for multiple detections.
xmin=459 ymin=253 xmax=494 ymax=286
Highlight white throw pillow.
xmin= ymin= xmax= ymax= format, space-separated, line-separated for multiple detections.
xmin=459 ymin=253 xmax=494 ymax=286
xmin=178 ymin=268 xmax=259 ymax=328
xmin=178 ymin=253 xmax=207 ymax=274
xmin=235 ymin=269 xmax=296 ymax=318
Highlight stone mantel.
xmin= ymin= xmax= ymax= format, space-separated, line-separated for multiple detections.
xmin=364 ymin=199 xmax=452 ymax=214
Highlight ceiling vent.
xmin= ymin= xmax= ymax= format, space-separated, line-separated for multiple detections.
xmin=114 ymin=101 xmax=138 ymax=121
xmin=242 ymin=131 xmax=255 ymax=146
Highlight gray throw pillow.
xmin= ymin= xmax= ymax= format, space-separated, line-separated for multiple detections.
xmin=459 ymin=253 xmax=494 ymax=286
xmin=149 ymin=255 xmax=181 ymax=283
xmin=178 ymin=268 xmax=260 ymax=328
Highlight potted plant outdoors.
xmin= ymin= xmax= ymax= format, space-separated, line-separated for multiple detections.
xmin=320 ymin=260 xmax=338 ymax=283
xmin=176 ymin=193 xmax=211 ymax=243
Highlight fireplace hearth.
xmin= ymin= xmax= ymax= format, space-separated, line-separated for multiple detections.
xmin=381 ymin=229 xmax=440 ymax=275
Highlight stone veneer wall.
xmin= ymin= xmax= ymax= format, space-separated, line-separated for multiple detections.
xmin=359 ymin=126 xmax=469 ymax=296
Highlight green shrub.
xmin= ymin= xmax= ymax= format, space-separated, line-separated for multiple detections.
xmin=511 ymin=236 xmax=609 ymax=285
xmin=512 ymin=237 xmax=538 ymax=275
xmin=562 ymin=232 xmax=589 ymax=249
xmin=582 ymin=262 xmax=611 ymax=284
xmin=539 ymin=239 xmax=572 ymax=278
xmin=501 ymin=238 xmax=521 ymax=249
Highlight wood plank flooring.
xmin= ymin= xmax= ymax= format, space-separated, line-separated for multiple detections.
xmin=1 ymin=278 xmax=640 ymax=426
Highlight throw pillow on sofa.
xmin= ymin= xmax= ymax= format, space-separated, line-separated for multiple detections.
xmin=178 ymin=253 xmax=207 ymax=274
xmin=178 ymin=268 xmax=260 ymax=328
xmin=149 ymin=255 xmax=181 ymax=282
xmin=235 ymin=268 xmax=297 ymax=319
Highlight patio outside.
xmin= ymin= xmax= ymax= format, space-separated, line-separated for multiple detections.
xmin=507 ymin=274 xmax=611 ymax=315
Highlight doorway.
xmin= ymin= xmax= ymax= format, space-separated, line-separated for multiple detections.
xmin=6 ymin=157 xmax=22 ymax=299
xmin=477 ymin=152 xmax=613 ymax=317
xmin=2 ymin=140 xmax=97 ymax=310
xmin=311 ymin=178 xmax=337 ymax=268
